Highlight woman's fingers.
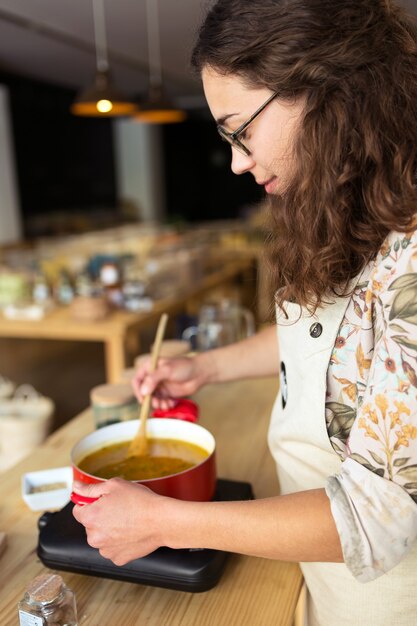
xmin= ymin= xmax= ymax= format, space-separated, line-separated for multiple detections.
xmin=131 ymin=356 xmax=201 ymax=407
xmin=132 ymin=361 xmax=173 ymax=400
xmin=73 ymin=479 xmax=109 ymax=498
xmin=71 ymin=479 xmax=165 ymax=564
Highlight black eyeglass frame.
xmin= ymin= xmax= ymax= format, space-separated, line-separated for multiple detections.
xmin=217 ymin=91 xmax=279 ymax=156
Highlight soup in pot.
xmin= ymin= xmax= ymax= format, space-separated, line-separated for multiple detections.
xmin=78 ymin=438 xmax=209 ymax=480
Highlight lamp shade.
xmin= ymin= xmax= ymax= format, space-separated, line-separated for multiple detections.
xmin=71 ymin=70 xmax=138 ymax=117
xmin=133 ymin=85 xmax=186 ymax=124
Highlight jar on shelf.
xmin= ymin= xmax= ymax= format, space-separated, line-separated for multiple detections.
xmin=99 ymin=260 xmax=123 ymax=307
xmin=90 ymin=383 xmax=138 ymax=429
xmin=32 ymin=271 xmax=52 ymax=306
xmin=18 ymin=573 xmax=78 ymax=626
xmin=54 ymin=269 xmax=75 ymax=306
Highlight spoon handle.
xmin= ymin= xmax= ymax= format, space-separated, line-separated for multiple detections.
xmin=149 ymin=313 xmax=169 ymax=372
xmin=130 ymin=313 xmax=168 ymax=456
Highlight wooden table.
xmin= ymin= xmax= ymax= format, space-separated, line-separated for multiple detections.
xmin=0 ymin=376 xmax=303 ymax=626
xmin=0 ymin=258 xmax=254 ymax=384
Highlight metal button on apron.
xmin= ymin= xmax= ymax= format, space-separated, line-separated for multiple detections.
xmin=309 ymin=322 xmax=323 ymax=338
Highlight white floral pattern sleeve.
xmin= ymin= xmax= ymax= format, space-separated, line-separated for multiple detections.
xmin=325 ymin=229 xmax=417 ymax=582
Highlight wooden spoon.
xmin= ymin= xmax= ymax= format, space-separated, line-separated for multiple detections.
xmin=0 ymin=532 xmax=6 ymax=559
xmin=127 ymin=313 xmax=168 ymax=457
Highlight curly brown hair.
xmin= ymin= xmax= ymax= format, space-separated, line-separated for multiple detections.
xmin=191 ymin=0 xmax=417 ymax=312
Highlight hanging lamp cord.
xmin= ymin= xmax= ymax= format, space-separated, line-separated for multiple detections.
xmin=146 ymin=0 xmax=162 ymax=88
xmin=92 ymin=0 xmax=109 ymax=73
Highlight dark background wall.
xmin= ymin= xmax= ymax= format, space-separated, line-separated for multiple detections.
xmin=2 ymin=72 xmax=116 ymax=234
xmin=162 ymin=119 xmax=262 ymax=223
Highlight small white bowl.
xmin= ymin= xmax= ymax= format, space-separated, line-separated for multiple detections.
xmin=22 ymin=466 xmax=72 ymax=511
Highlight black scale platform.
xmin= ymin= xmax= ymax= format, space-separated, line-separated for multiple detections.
xmin=37 ymin=478 xmax=253 ymax=593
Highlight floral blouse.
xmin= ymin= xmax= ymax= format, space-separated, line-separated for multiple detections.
xmin=325 ymin=228 xmax=417 ymax=582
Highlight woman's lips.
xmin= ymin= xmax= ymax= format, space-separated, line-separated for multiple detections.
xmin=260 ymin=177 xmax=278 ymax=194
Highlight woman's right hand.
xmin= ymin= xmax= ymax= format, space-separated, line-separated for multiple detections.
xmin=132 ymin=354 xmax=215 ymax=410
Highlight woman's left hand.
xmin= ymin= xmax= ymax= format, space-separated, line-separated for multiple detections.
xmin=72 ymin=478 xmax=167 ymax=565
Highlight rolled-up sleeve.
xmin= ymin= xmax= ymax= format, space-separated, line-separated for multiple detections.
xmin=326 ymin=458 xmax=417 ymax=582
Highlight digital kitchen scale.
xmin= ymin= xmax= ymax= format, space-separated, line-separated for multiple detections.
xmin=37 ymin=478 xmax=253 ymax=593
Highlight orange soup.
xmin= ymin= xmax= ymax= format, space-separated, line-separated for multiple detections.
xmin=78 ymin=438 xmax=209 ymax=480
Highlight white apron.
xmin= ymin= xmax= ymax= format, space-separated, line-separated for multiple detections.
xmin=268 ymin=295 xmax=417 ymax=626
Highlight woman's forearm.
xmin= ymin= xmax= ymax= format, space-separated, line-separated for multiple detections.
xmin=197 ymin=324 xmax=280 ymax=385
xmin=161 ymin=488 xmax=343 ymax=563
xmin=72 ymin=480 xmax=343 ymax=566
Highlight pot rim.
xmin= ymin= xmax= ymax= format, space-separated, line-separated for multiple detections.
xmin=71 ymin=417 xmax=216 ymax=484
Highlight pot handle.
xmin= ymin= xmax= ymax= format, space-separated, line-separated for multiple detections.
xmin=70 ymin=491 xmax=98 ymax=506
xmin=151 ymin=398 xmax=199 ymax=421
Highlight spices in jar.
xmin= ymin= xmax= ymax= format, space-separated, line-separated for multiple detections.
xmin=90 ymin=383 xmax=138 ymax=429
xmin=18 ymin=573 xmax=77 ymax=625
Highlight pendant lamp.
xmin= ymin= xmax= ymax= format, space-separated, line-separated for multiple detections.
xmin=133 ymin=0 xmax=186 ymax=124
xmin=71 ymin=0 xmax=137 ymax=117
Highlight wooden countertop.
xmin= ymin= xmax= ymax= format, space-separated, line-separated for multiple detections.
xmin=0 ymin=376 xmax=302 ymax=626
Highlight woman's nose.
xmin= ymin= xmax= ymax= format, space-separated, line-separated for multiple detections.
xmin=231 ymin=147 xmax=255 ymax=175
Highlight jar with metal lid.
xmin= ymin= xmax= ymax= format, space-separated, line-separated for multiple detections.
xmin=90 ymin=383 xmax=138 ymax=429
xmin=18 ymin=573 xmax=77 ymax=625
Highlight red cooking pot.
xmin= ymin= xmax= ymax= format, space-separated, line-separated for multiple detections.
xmin=71 ymin=418 xmax=216 ymax=504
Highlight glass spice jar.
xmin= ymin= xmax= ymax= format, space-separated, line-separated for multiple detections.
xmin=18 ymin=573 xmax=78 ymax=625
xmin=90 ymin=383 xmax=138 ymax=429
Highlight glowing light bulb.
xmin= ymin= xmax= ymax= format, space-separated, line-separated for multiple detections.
xmin=96 ymin=99 xmax=113 ymax=113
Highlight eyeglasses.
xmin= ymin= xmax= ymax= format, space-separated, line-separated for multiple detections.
xmin=217 ymin=91 xmax=279 ymax=156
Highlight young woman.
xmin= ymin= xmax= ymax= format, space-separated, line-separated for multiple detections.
xmin=73 ymin=2 xmax=417 ymax=624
